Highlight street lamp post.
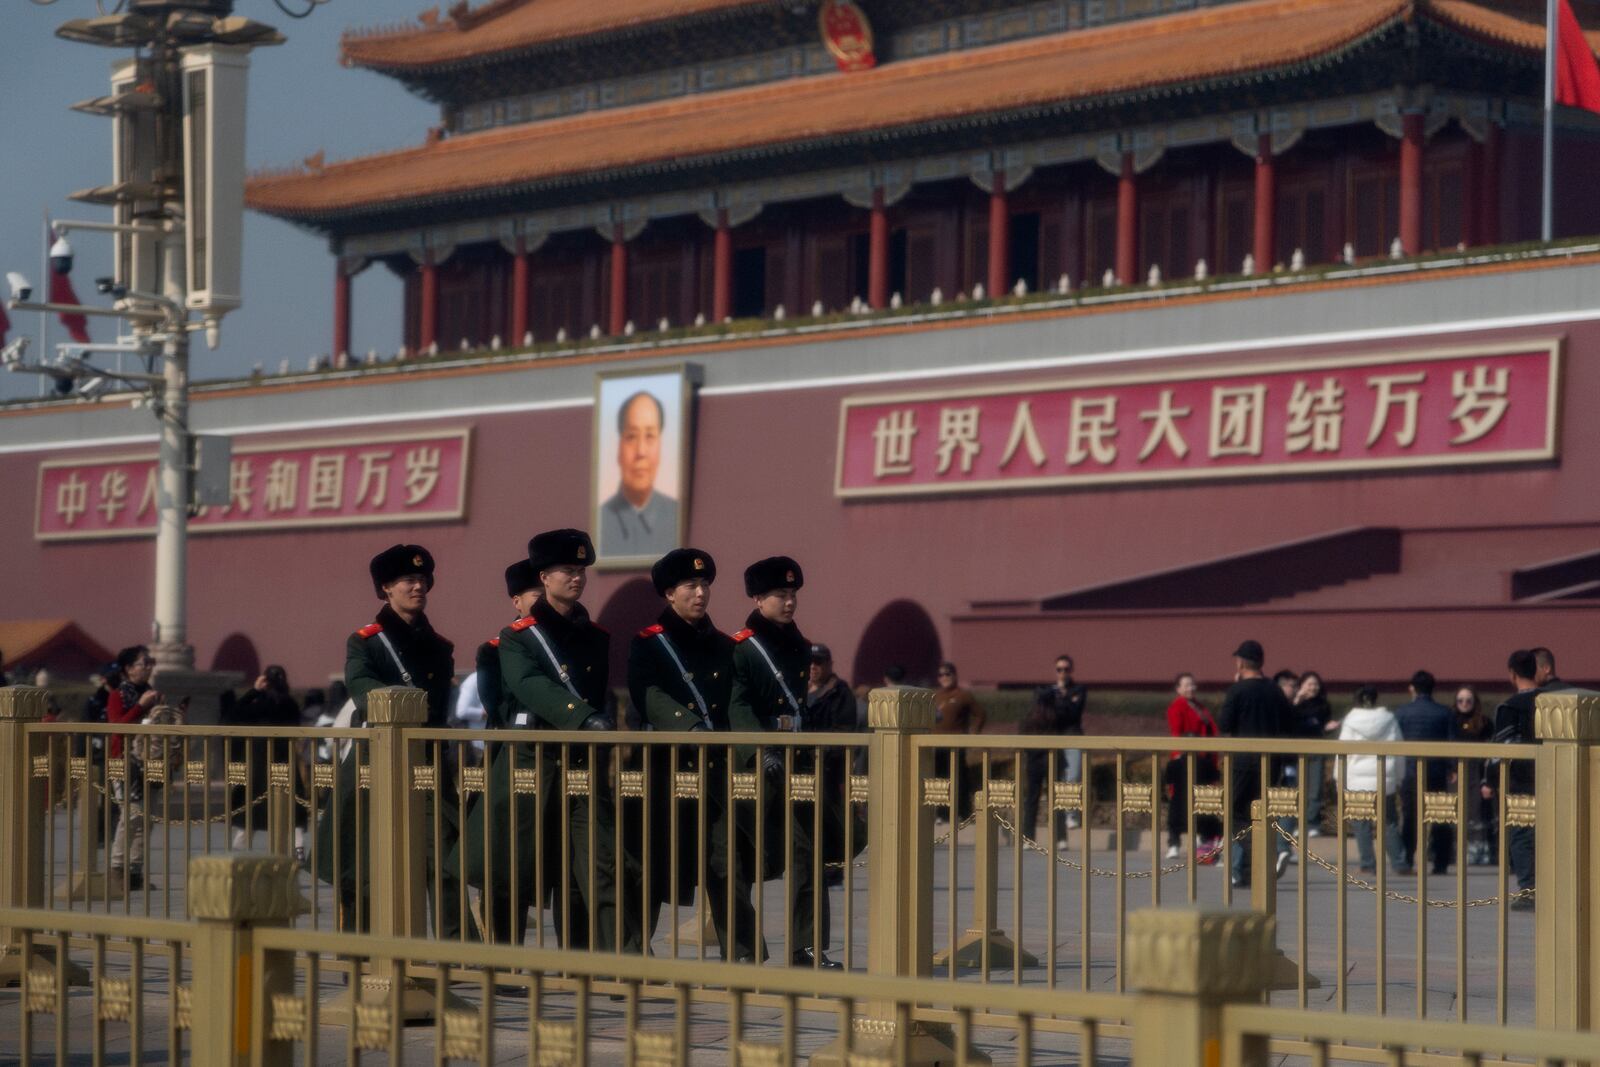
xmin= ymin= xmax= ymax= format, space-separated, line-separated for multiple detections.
xmin=8 ymin=1 xmax=289 ymax=708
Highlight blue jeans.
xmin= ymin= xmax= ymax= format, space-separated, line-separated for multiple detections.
xmin=1020 ymin=746 xmax=1083 ymax=840
xmin=1229 ymin=818 xmax=1298 ymax=877
xmin=1353 ymin=795 xmax=1407 ymax=872
xmin=1304 ymin=756 xmax=1327 ymax=826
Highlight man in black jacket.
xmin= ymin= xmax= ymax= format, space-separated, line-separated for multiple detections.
xmin=1217 ymin=639 xmax=1293 ymax=887
xmin=1019 ymin=653 xmax=1086 ymax=846
xmin=1392 ymin=670 xmax=1454 ymax=875
xmin=1532 ymin=647 xmax=1573 ymax=692
xmin=1490 ymin=649 xmax=1540 ymax=906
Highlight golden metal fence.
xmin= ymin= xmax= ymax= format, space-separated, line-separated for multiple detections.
xmin=17 ymin=718 xmax=369 ymax=930
xmin=915 ymin=735 xmax=1541 ymax=1023
xmin=3 ymin=682 xmax=1599 ymax=1063
xmin=10 ymin=874 xmax=1600 ymax=1066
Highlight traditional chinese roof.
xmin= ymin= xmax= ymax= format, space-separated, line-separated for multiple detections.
xmin=249 ymin=0 xmax=1593 ymax=228
xmin=1430 ymin=0 xmax=1600 ymax=50
xmin=0 ymin=619 xmax=113 ymax=675
xmin=340 ymin=0 xmax=774 ymax=73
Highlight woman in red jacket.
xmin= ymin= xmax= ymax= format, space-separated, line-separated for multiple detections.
xmin=1163 ymin=672 xmax=1222 ymax=862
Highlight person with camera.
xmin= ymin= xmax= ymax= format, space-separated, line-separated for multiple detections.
xmin=313 ymin=544 xmax=465 ymax=937
xmin=729 ymin=556 xmax=842 ymax=969
xmin=223 ymin=665 xmax=302 ymax=852
xmin=106 ymin=645 xmax=160 ymax=888
xmin=628 ymin=549 xmax=761 ymax=962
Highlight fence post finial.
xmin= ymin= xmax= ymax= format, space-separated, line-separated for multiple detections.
xmin=1128 ymin=907 xmax=1276 ymax=1067
xmin=188 ymin=853 xmax=300 ymax=1067
xmin=1533 ymin=687 xmax=1600 ymax=1030
xmin=811 ymin=686 xmax=985 ymax=1064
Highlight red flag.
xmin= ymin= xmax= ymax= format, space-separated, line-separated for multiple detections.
xmin=1556 ymin=0 xmax=1600 ymax=113
xmin=0 ymin=299 xmax=9 ymax=346
xmin=47 ymin=271 xmax=91 ymax=344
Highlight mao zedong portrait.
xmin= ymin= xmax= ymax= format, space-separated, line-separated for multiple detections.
xmin=600 ymin=390 xmax=680 ymax=557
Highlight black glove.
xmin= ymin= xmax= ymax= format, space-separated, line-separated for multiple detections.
xmin=761 ymin=749 xmax=785 ymax=779
xmin=580 ymin=712 xmax=616 ymax=731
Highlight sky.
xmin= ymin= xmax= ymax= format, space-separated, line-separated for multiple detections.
xmin=0 ymin=0 xmax=436 ymax=399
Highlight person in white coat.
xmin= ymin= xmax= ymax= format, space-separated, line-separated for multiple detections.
xmin=1338 ymin=685 xmax=1412 ymax=875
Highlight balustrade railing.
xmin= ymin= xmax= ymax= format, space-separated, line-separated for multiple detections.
xmin=2 ymin=682 xmax=1598 ymax=1063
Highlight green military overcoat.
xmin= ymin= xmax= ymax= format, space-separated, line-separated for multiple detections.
xmin=313 ymin=605 xmax=458 ymax=931
xmin=463 ymin=597 xmax=625 ymax=949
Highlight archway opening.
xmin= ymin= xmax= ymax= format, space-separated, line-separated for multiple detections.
xmin=851 ymin=599 xmax=942 ymax=689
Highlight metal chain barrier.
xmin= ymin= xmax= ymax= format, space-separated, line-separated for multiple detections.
xmin=987 ymin=809 xmax=1236 ymax=878
xmin=983 ymin=811 xmax=1535 ymax=909
xmin=68 ymin=774 xmax=289 ymax=826
xmin=1269 ymin=820 xmax=1534 ymax=909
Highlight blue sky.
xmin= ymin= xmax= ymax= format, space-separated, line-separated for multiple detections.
xmin=0 ymin=0 xmax=436 ymax=398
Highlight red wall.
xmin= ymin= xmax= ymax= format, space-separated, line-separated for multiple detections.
xmin=4 ymin=316 xmax=1598 ymax=695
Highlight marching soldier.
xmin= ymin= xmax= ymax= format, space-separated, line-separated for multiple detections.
xmin=314 ymin=544 xmax=467 ymax=939
xmin=495 ymin=529 xmax=632 ymax=951
xmin=456 ymin=559 xmax=551 ymax=944
xmin=729 ymin=556 xmax=842 ymax=969
xmin=627 ymin=548 xmax=762 ymax=962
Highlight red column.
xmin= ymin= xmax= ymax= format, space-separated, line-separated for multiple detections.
xmin=1115 ymin=151 xmax=1138 ymax=285
xmin=1399 ymin=111 xmax=1425 ymax=255
xmin=1480 ymin=121 xmax=1502 ymax=246
xmin=419 ymin=254 xmax=438 ymax=351
xmin=608 ymin=224 xmax=628 ymax=335
xmin=868 ymin=188 xmax=889 ymax=309
xmin=712 ymin=210 xmax=733 ymax=323
xmin=333 ymin=260 xmax=351 ymax=358
xmin=510 ymin=237 xmax=529 ymax=344
xmin=987 ymin=170 xmax=1009 ymax=298
xmin=1253 ymin=132 xmax=1276 ymax=272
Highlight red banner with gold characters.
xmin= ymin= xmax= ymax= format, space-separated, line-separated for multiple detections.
xmin=834 ymin=345 xmax=1559 ymax=497
xmin=35 ymin=429 xmax=470 ymax=541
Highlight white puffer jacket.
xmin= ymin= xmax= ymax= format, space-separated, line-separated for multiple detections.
xmin=1339 ymin=706 xmax=1403 ymax=794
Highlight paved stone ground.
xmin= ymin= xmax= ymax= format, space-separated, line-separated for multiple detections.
xmin=1 ymin=813 xmax=1535 ymax=1064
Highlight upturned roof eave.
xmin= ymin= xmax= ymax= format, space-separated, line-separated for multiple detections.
xmin=340 ymin=0 xmax=783 ymax=80
xmin=250 ymin=24 xmax=1410 ymax=236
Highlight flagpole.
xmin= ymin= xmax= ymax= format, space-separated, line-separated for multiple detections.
xmin=39 ymin=210 xmax=50 ymax=398
xmin=1544 ymin=0 xmax=1558 ymax=242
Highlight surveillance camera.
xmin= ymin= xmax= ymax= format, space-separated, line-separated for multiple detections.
xmin=95 ymin=276 xmax=127 ymax=298
xmin=77 ymin=376 xmax=107 ymax=400
xmin=6 ymin=272 xmax=33 ymax=302
xmin=49 ymin=234 xmax=72 ymax=276
xmin=0 ymin=337 xmax=28 ymax=366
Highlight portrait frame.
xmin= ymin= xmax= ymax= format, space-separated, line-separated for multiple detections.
xmin=592 ymin=364 xmax=697 ymax=570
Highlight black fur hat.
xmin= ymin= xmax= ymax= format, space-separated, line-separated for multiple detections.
xmin=651 ymin=548 xmax=716 ymax=595
xmin=744 ymin=556 xmax=803 ymax=597
xmin=369 ymin=544 xmax=435 ymax=599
